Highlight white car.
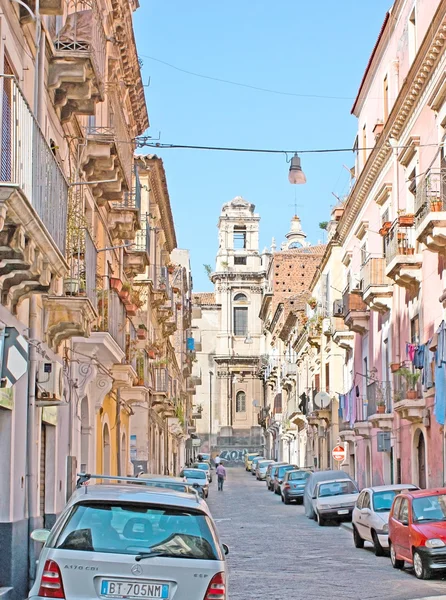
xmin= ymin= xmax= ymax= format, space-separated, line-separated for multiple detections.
xmin=191 ymin=461 xmax=213 ymax=483
xmin=313 ymin=479 xmax=359 ymax=526
xmin=255 ymin=460 xmax=275 ymax=481
xmin=352 ymin=484 xmax=418 ymax=555
xmin=180 ymin=468 xmax=210 ymax=497
xmin=29 ymin=483 xmax=228 ymax=600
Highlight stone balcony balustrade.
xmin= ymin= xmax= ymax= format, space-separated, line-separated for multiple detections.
xmin=360 ymin=257 xmax=393 ymax=313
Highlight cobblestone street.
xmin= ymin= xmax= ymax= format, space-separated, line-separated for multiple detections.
xmin=207 ymin=468 xmax=446 ymax=600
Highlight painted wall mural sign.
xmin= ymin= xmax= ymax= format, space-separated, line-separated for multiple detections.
xmin=219 ymin=448 xmax=262 ymax=463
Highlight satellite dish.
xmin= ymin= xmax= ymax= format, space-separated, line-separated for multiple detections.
xmin=314 ymin=391 xmax=331 ymax=409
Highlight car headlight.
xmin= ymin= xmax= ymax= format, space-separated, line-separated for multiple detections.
xmin=425 ymin=539 xmax=446 ymax=548
xmin=381 ymin=523 xmax=388 ymax=533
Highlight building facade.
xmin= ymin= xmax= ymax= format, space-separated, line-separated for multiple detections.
xmin=192 ymin=197 xmax=267 ymax=461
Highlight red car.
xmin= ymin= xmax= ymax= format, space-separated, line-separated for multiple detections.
xmin=388 ymin=488 xmax=446 ymax=579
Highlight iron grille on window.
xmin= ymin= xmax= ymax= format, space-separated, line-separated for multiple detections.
xmin=234 ymin=256 xmax=247 ymax=265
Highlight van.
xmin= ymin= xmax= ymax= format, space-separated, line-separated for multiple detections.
xmin=304 ymin=469 xmax=354 ymax=519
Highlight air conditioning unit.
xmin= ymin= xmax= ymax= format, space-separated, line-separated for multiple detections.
xmin=333 ymin=299 xmax=344 ymax=316
xmin=37 ymin=362 xmax=64 ymax=401
xmin=350 ymin=276 xmax=362 ymax=292
xmin=322 ymin=318 xmax=332 ymax=335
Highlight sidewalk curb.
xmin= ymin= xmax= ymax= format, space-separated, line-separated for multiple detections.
xmin=340 ymin=522 xmax=353 ymax=533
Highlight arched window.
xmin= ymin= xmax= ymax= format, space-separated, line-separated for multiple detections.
xmin=234 ymin=293 xmax=248 ymax=302
xmin=103 ymin=423 xmax=111 ymax=476
xmin=236 ymin=391 xmax=246 ymax=413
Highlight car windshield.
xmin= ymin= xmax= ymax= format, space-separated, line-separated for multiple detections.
xmin=318 ymin=481 xmax=358 ymax=497
xmin=182 ymin=470 xmax=207 ymax=480
xmin=288 ymin=471 xmax=310 ymax=481
xmin=258 ymin=461 xmax=272 ymax=468
xmin=252 ymin=457 xmax=264 ymax=464
xmin=277 ymin=465 xmax=297 ymax=478
xmin=140 ymin=481 xmax=189 ymax=493
xmin=372 ymin=490 xmax=402 ymax=512
xmin=413 ymin=495 xmax=446 ymax=523
xmin=192 ymin=463 xmax=209 ymax=471
xmin=52 ymin=502 xmax=220 ymax=560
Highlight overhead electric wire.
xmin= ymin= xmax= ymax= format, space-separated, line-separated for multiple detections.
xmin=135 ymin=139 xmax=441 ymax=156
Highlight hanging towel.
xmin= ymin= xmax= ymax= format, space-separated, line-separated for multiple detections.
xmin=406 ymin=343 xmax=417 ymax=362
xmin=414 ymin=344 xmax=425 ymax=369
xmin=437 ymin=321 xmax=446 ymax=366
xmin=435 ymin=363 xmax=446 ymax=425
xmin=423 ymin=339 xmax=435 ymax=391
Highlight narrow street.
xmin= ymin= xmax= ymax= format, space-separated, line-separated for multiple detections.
xmin=207 ymin=468 xmax=446 ymax=600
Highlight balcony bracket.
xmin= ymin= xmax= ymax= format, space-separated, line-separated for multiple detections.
xmin=110 ymin=364 xmax=137 ymax=389
xmin=43 ymin=296 xmax=97 ymax=351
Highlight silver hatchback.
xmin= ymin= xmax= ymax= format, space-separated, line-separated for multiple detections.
xmin=29 ymin=484 xmax=228 ymax=600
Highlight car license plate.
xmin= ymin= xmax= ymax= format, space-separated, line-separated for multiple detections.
xmin=337 ymin=510 xmax=349 ymax=515
xmin=101 ymin=580 xmax=169 ymax=599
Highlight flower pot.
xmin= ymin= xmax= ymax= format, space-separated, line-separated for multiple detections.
xmin=137 ymin=330 xmax=147 ymax=340
xmin=406 ymin=247 xmax=415 ymax=255
xmin=390 ymin=363 xmax=400 ymax=373
xmin=137 ymin=377 xmax=144 ymax=386
xmin=126 ymin=303 xmax=137 ymax=316
xmin=148 ymin=349 xmax=156 ymax=359
xmin=120 ymin=290 xmax=130 ymax=301
xmin=431 ymin=200 xmax=442 ymax=212
xmin=398 ymin=215 xmax=414 ymax=227
xmin=167 ymin=266 xmax=175 ymax=274
xmin=64 ymin=277 xmax=79 ymax=296
xmin=406 ymin=389 xmax=418 ymax=400
xmin=377 ymin=404 xmax=386 ymax=414
xmin=110 ymin=277 xmax=123 ymax=293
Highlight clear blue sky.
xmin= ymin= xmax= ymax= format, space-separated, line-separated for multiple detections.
xmin=134 ymin=1 xmax=391 ymax=292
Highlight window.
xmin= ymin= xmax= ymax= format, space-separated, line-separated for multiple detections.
xmin=362 ymin=492 xmax=371 ymax=509
xmin=233 ymin=307 xmax=248 ymax=336
xmin=383 ymin=75 xmax=389 ymax=121
xmin=233 ymin=226 xmax=246 ymax=249
xmin=234 ymin=256 xmax=247 ymax=265
xmin=236 ymin=391 xmax=246 ymax=413
xmin=234 ymin=293 xmax=248 ymax=302
xmin=52 ymin=502 xmax=221 ymax=560
xmin=408 ymin=8 xmax=416 ymax=65
xmin=398 ymin=498 xmax=409 ymax=523
xmin=411 ymin=316 xmax=420 ymax=345
xmin=360 ymin=244 xmax=367 ymax=266
xmin=392 ymin=496 xmax=402 ymax=519
xmin=362 ymin=124 xmax=367 ymax=166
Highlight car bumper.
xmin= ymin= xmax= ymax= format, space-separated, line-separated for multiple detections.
xmin=318 ymin=507 xmax=354 ymax=520
xmin=284 ymin=489 xmax=305 ymax=499
xmin=415 ymin=546 xmax=446 ymax=570
xmin=257 ymin=473 xmax=267 ymax=480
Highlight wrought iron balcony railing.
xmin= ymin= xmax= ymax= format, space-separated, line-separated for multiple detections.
xmin=132 ymin=214 xmax=150 ymax=254
xmin=0 ymin=75 xmax=68 ymax=253
xmin=385 ymin=223 xmax=417 ymax=265
xmin=415 ymin=168 xmax=446 ymax=220
xmin=67 ymin=228 xmax=98 ymax=308
xmin=96 ymin=289 xmax=126 ymax=351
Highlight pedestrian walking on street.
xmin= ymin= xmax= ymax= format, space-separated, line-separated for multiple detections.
xmin=214 ymin=454 xmax=221 ymax=466
xmin=216 ymin=463 xmax=226 ymax=491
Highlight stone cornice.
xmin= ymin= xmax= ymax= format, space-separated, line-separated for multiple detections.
xmin=338 ymin=2 xmax=446 ymax=244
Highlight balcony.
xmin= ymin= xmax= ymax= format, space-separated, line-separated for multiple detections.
xmin=366 ymin=381 xmax=394 ymax=430
xmin=394 ymin=396 xmax=426 ymax=423
xmin=0 ymin=75 xmax=68 ymax=310
xmin=342 ymin=289 xmax=369 ymax=335
xmin=49 ymin=1 xmax=107 ymax=121
xmin=95 ymin=289 xmax=127 ymax=353
xmin=65 ymin=227 xmax=98 ymax=308
xmin=44 ymin=295 xmax=96 ymax=351
xmin=415 ymin=169 xmax=446 ymax=252
xmin=385 ymin=224 xmax=422 ymax=290
xmin=339 ymin=421 xmax=356 ymax=443
xmin=360 ymin=257 xmax=392 ymax=313
xmin=150 ymin=266 xmax=170 ymax=307
xmin=108 ymin=180 xmax=141 ymax=243
xmin=20 ymin=0 xmax=63 ymax=23
xmin=354 ymin=421 xmax=372 ymax=438
xmin=124 ymin=215 xmax=150 ymax=277
xmin=331 ymin=316 xmax=354 ymax=350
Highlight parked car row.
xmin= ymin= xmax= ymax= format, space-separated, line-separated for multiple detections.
xmin=29 ymin=472 xmax=229 ymax=600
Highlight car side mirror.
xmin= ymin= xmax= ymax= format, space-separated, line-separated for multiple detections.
xmin=312 ymin=494 xmax=317 ymax=499
xmin=31 ymin=529 xmax=51 ymax=543
xmin=401 ymin=519 xmax=409 ymax=526
xmin=222 ymin=543 xmax=229 ymax=555
xmin=361 ymin=508 xmax=371 ymax=515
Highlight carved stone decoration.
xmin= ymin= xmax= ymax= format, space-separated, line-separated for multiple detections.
xmin=74 ymin=361 xmax=98 ymax=399
xmin=43 ymin=296 xmax=97 ymax=352
xmin=93 ymin=374 xmax=113 ymax=411
xmin=110 ymin=363 xmax=137 ymax=389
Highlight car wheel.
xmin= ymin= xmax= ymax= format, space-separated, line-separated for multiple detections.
xmin=390 ymin=542 xmax=404 ymax=569
xmin=371 ymin=530 xmax=384 ymax=557
xmin=281 ymin=494 xmax=284 ymax=503
xmin=413 ymin=550 xmax=431 ymax=580
xmin=352 ymin=525 xmax=365 ymax=549
xmin=317 ymin=511 xmax=325 ymax=526
xmin=284 ymin=496 xmax=290 ymax=505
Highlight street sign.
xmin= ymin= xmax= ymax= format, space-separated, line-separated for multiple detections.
xmin=332 ymin=445 xmax=346 ymax=462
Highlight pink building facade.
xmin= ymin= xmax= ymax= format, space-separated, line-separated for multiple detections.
xmin=331 ymin=0 xmax=446 ymax=490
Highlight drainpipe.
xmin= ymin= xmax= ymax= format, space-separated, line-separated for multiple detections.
xmin=26 ymin=295 xmax=38 ymax=586
xmin=116 ymin=390 xmax=121 ymax=476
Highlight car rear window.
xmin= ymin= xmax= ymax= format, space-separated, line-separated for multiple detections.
xmin=372 ymin=490 xmax=400 ymax=512
xmin=258 ymin=461 xmax=272 ymax=468
xmin=288 ymin=471 xmax=310 ymax=481
xmin=192 ymin=463 xmax=209 ymax=470
xmin=52 ymin=502 xmax=221 ymax=560
xmin=182 ymin=470 xmax=206 ymax=479
xmin=318 ymin=481 xmax=358 ymax=497
xmin=278 ymin=465 xmax=297 ymax=477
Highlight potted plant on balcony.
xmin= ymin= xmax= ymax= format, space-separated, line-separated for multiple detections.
xmin=390 ymin=362 xmax=401 ymax=373
xmin=64 ymin=277 xmax=79 ymax=296
xmin=396 ymin=368 xmax=420 ymax=399
xmin=125 ymin=303 xmax=137 ymax=316
xmin=158 ymin=276 xmax=166 ymax=290
xmin=379 ymin=221 xmax=392 ymax=236
xmin=307 ymin=297 xmax=317 ymax=310
xmin=167 ymin=263 xmax=176 ymax=275
xmin=147 ymin=348 xmax=157 ymax=360
xmin=137 ymin=324 xmax=147 ymax=340
xmin=431 ymin=196 xmax=443 ymax=212
xmin=110 ymin=277 xmax=123 ymax=293
xmin=397 ymin=211 xmax=415 ymax=227
xmin=120 ymin=282 xmax=131 ymax=301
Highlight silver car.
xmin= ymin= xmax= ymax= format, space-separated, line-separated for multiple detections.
xmin=29 ymin=484 xmax=228 ymax=600
xmin=255 ymin=460 xmax=274 ymax=481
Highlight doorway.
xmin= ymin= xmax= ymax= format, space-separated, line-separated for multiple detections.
xmin=416 ymin=430 xmax=426 ymax=489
